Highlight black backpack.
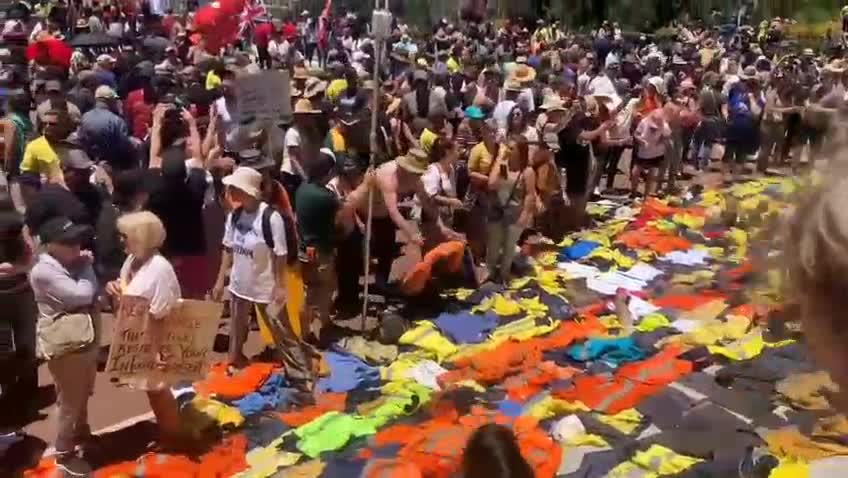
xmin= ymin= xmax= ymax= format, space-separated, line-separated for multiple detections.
xmin=231 ymin=204 xmax=298 ymax=264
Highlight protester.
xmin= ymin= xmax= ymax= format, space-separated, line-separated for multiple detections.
xmin=786 ymin=171 xmax=848 ymax=414
xmin=632 ymin=108 xmax=672 ymax=196
xmin=147 ymin=105 xmax=209 ymax=298
xmin=30 ymin=216 xmax=98 ymax=476
xmin=462 ymin=424 xmax=533 ymax=478
xmin=0 ymin=202 xmax=36 ymax=407
xmin=465 ymin=118 xmax=499 ymax=260
xmin=94 ymin=169 xmax=148 ymax=283
xmin=295 ymin=149 xmax=366 ymax=341
xmin=79 ymin=86 xmax=136 ymax=172
xmin=485 ymin=136 xmax=535 ymax=283
xmin=105 ymin=211 xmax=182 ymax=448
xmin=213 ymin=167 xmax=314 ymax=394
xmin=5 ymin=5 xmax=848 ymax=471
xmin=19 ymin=108 xmax=74 ymax=196
xmin=422 ymin=137 xmax=462 ymax=250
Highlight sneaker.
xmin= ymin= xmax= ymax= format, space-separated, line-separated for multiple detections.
xmin=56 ymin=455 xmax=92 ymax=477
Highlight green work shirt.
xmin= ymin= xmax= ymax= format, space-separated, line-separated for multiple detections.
xmin=295 ymin=182 xmax=340 ymax=254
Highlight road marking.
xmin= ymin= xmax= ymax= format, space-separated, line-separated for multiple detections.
xmin=43 ymin=411 xmax=155 ymax=457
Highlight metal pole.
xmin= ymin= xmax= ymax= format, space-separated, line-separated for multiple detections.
xmin=360 ymin=2 xmax=386 ymax=330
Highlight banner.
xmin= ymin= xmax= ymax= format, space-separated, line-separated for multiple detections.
xmin=106 ymin=296 xmax=223 ymax=387
xmin=234 ymin=70 xmax=292 ymax=123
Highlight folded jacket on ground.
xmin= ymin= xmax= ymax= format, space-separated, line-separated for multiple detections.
xmin=316 ymin=351 xmax=382 ymax=394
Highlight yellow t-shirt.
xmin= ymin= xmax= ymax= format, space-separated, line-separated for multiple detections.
xmin=468 ymin=142 xmax=495 ymax=175
xmin=446 ymin=56 xmax=461 ymax=74
xmin=20 ymin=136 xmax=61 ymax=179
xmin=205 ymin=71 xmax=222 ymax=90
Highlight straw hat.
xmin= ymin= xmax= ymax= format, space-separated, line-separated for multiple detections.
xmin=590 ymin=93 xmax=621 ymax=110
xmin=539 ymin=96 xmax=566 ymax=113
xmin=396 ymin=149 xmax=429 ymax=175
xmin=222 ymin=167 xmax=263 ymax=198
xmin=504 ymin=80 xmax=524 ymax=92
xmin=294 ymin=98 xmax=321 ymax=114
xmin=293 ymin=66 xmax=309 ymax=80
xmin=509 ymin=64 xmax=537 ymax=84
xmin=303 ymin=77 xmax=328 ymax=98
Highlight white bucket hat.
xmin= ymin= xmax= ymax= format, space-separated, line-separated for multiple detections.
xmin=222 ymin=167 xmax=263 ymax=198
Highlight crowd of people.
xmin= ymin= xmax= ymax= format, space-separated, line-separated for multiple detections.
xmin=2 ymin=0 xmax=848 ymax=475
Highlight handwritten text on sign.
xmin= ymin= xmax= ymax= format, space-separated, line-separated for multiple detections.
xmin=106 ymin=296 xmax=222 ymax=386
xmin=235 ymin=70 xmax=292 ymax=122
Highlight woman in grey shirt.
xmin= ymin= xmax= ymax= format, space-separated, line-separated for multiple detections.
xmin=29 ymin=216 xmax=98 ymax=477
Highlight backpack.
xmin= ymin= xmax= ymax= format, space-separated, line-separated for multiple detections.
xmin=231 ymin=204 xmax=298 ymax=264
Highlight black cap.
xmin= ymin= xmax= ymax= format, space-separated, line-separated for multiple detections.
xmin=239 ymin=148 xmax=275 ymax=171
xmin=38 ymin=217 xmax=91 ymax=245
xmin=307 ymin=149 xmax=336 ymax=182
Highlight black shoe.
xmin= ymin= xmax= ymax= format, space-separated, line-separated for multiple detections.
xmin=56 ymin=455 xmax=92 ymax=477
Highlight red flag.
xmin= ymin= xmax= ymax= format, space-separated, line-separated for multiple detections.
xmin=239 ymin=0 xmax=267 ymax=37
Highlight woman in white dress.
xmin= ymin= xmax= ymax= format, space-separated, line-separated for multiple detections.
xmin=105 ymin=211 xmax=182 ymax=448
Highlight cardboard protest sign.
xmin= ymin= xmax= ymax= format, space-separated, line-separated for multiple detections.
xmin=235 ymin=70 xmax=292 ymax=123
xmin=106 ymin=296 xmax=223 ymax=387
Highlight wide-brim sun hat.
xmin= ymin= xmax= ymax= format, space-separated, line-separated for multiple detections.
xmin=509 ymin=64 xmax=537 ymax=84
xmin=396 ymin=149 xmax=429 ymax=175
xmin=222 ymin=167 xmax=263 ymax=198
xmin=540 ymin=96 xmax=566 ymax=112
xmin=504 ymin=80 xmax=524 ymax=92
xmin=303 ymin=77 xmax=327 ymax=98
xmin=294 ymin=98 xmax=321 ymax=114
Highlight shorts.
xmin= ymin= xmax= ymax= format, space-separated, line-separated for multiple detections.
xmin=633 ymin=155 xmax=664 ymax=169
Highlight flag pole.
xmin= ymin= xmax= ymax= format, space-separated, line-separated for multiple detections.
xmin=361 ymin=0 xmax=390 ymax=331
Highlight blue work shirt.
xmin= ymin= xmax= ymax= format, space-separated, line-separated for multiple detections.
xmin=79 ymin=105 xmax=134 ymax=170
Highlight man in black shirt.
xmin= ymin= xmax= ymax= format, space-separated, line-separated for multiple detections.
xmin=555 ymin=108 xmax=612 ymax=229
xmin=146 ymin=151 xmax=209 ymax=298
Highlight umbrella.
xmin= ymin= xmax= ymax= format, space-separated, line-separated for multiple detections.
xmin=25 ymin=37 xmax=72 ymax=68
xmin=69 ymin=32 xmax=118 ymax=48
